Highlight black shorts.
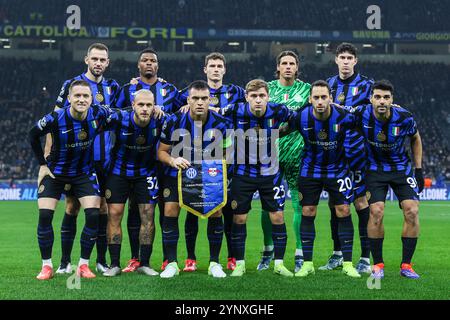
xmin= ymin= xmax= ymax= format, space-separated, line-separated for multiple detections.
xmin=230 ymin=173 xmax=285 ymax=214
xmin=349 ymin=169 xmax=366 ymax=199
xmin=298 ymin=175 xmax=353 ymax=206
xmin=105 ymin=171 xmax=159 ymax=204
xmin=366 ymin=170 xmax=419 ymax=204
xmin=64 ymin=161 xmax=107 ymax=197
xmin=162 ymin=176 xmax=179 ymax=203
xmin=38 ymin=172 xmax=100 ymax=200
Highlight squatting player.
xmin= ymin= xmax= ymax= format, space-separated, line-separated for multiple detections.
xmin=258 ymin=51 xmax=311 ymax=273
xmin=321 ymin=43 xmax=374 ymax=274
xmin=29 ymin=80 xmax=113 ymax=280
xmin=47 ymin=43 xmax=120 ymax=274
xmin=351 ymin=80 xmax=424 ymax=279
xmin=217 ymin=79 xmax=295 ymax=277
xmin=178 ymin=52 xmax=246 ymax=272
xmin=283 ymin=80 xmax=361 ymax=278
xmin=158 ymin=80 xmax=232 ymax=278
xmin=114 ymin=48 xmax=185 ymax=273
xmin=102 ymin=90 xmax=164 ymax=277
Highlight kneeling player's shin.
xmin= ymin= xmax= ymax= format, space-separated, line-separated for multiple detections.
xmin=272 ymin=223 xmax=287 ymax=260
xmin=231 ymin=222 xmax=247 ymax=261
xmin=300 ymin=215 xmax=316 ymax=261
xmin=80 ymin=208 xmax=99 ymax=260
xmin=127 ymin=200 xmax=141 ymax=260
xmin=96 ymin=214 xmax=108 ymax=264
xmin=185 ymin=213 xmax=199 ymax=260
xmin=162 ymin=216 xmax=179 ymax=263
xmin=337 ymin=215 xmax=354 ymax=262
xmin=38 ymin=209 xmax=55 ymax=260
xmin=207 ymin=217 xmax=223 ymax=263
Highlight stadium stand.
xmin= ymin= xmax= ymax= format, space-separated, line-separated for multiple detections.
xmin=0 ymin=0 xmax=449 ymax=30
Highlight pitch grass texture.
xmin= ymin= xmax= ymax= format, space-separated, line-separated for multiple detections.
xmin=0 ymin=201 xmax=449 ymax=300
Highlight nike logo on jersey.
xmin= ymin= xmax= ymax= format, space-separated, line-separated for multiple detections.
xmin=122 ymin=132 xmax=133 ymax=136
xmin=303 ymin=127 xmax=313 ymax=131
xmin=238 ymin=121 xmax=249 ymax=124
xmin=364 ymin=125 xmax=373 ymax=128
xmin=62 ymin=129 xmax=73 ymax=134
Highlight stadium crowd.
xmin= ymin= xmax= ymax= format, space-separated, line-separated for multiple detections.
xmin=0 ymin=56 xmax=448 ymax=183
xmin=0 ymin=0 xmax=448 ymax=31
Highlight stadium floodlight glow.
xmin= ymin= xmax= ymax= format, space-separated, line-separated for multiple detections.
xmin=0 ymin=38 xmax=9 ymax=42
xmin=42 ymin=39 xmax=56 ymax=43
xmin=3 ymin=45 xmax=11 ymax=49
xmin=183 ymin=41 xmax=195 ymax=45
xmin=363 ymin=44 xmax=373 ymax=48
xmin=228 ymin=42 xmax=240 ymax=46
xmin=136 ymin=40 xmax=148 ymax=44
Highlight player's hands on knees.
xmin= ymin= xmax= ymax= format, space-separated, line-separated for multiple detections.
xmin=153 ymin=105 xmax=165 ymax=119
xmin=180 ymin=105 xmax=190 ymax=113
xmin=415 ymin=168 xmax=424 ymax=193
xmin=38 ymin=165 xmax=55 ymax=187
xmin=170 ymin=157 xmax=191 ymax=170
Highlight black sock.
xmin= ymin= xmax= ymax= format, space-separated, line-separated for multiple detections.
xmin=330 ymin=207 xmax=341 ymax=252
xmin=231 ymin=223 xmax=246 ymax=261
xmin=127 ymin=199 xmax=141 ymax=260
xmin=96 ymin=214 xmax=108 ymax=264
xmin=108 ymin=244 xmax=121 ymax=268
xmin=140 ymin=244 xmax=152 ymax=267
xmin=60 ymin=213 xmax=77 ymax=264
xmin=223 ymin=207 xmax=234 ymax=258
xmin=207 ymin=217 xmax=223 ymax=263
xmin=37 ymin=209 xmax=54 ymax=260
xmin=300 ymin=215 xmax=316 ymax=261
xmin=356 ymin=207 xmax=370 ymax=259
xmin=369 ymin=238 xmax=384 ymax=264
xmin=184 ymin=213 xmax=198 ymax=260
xmin=401 ymin=237 xmax=418 ymax=265
xmin=162 ymin=216 xmax=179 ymax=263
xmin=337 ymin=215 xmax=354 ymax=262
xmin=80 ymin=208 xmax=99 ymax=260
xmin=158 ymin=199 xmax=166 ymax=261
xmin=272 ymin=223 xmax=287 ymax=260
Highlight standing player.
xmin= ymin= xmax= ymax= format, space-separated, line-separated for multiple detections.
xmin=48 ymin=43 xmax=120 ymax=274
xmin=351 ymin=80 xmax=423 ymax=279
xmin=320 ymin=43 xmax=374 ymax=274
xmin=102 ymin=90 xmax=164 ymax=277
xmin=158 ymin=80 xmax=231 ymax=278
xmin=114 ymin=48 xmax=185 ymax=273
xmin=29 ymin=80 xmax=113 ymax=279
xmin=178 ymin=52 xmax=246 ymax=272
xmin=218 ymin=79 xmax=294 ymax=277
xmin=284 ymin=80 xmax=361 ymax=278
xmin=257 ymin=51 xmax=310 ymax=273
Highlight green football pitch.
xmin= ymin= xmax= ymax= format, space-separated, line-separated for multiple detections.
xmin=0 ymin=200 xmax=449 ymax=300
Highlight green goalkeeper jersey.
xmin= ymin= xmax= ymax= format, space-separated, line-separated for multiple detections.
xmin=268 ymin=79 xmax=310 ymax=188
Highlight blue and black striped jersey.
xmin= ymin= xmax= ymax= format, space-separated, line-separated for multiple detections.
xmin=220 ymin=102 xmax=293 ymax=178
xmin=180 ymin=83 xmax=246 ymax=109
xmin=32 ymin=105 xmax=113 ymax=177
xmin=106 ymin=110 xmax=165 ymax=177
xmin=55 ymin=73 xmax=120 ymax=165
xmin=327 ymin=73 xmax=374 ymax=171
xmin=160 ymin=110 xmax=232 ymax=177
xmin=352 ymin=104 xmax=418 ymax=172
xmin=289 ymin=105 xmax=356 ymax=179
xmin=114 ymin=79 xmax=184 ymax=113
